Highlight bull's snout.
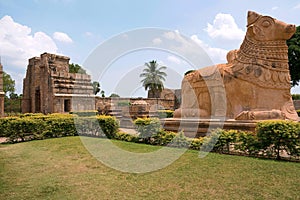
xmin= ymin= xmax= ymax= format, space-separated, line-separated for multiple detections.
xmin=285 ymin=24 xmax=296 ymax=33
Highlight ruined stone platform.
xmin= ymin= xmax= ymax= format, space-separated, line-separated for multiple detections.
xmin=161 ymin=118 xmax=257 ymax=138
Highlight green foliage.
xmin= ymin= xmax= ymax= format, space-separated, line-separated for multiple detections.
xmin=256 ymin=120 xmax=300 ymax=159
xmin=110 ymin=93 xmax=120 ymax=97
xmin=134 ymin=117 xmax=161 ymax=142
xmin=235 ymin=131 xmax=260 ymax=156
xmin=101 ymin=90 xmax=105 ymax=97
xmin=189 ymin=137 xmax=204 ymax=150
xmin=4 ymin=94 xmax=22 ymax=114
xmin=292 ymin=94 xmax=300 ymax=100
xmin=69 ymin=63 xmax=87 ymax=74
xmin=3 ymin=71 xmax=15 ymax=97
xmin=140 ymin=60 xmax=167 ymax=98
xmin=115 ymin=132 xmax=138 ymax=142
xmin=157 ymin=110 xmax=174 ymax=118
xmin=92 ymin=81 xmax=101 ymax=95
xmin=168 ymin=131 xmax=189 ymax=148
xmin=287 ymin=26 xmax=300 ymax=86
xmin=95 ymin=115 xmax=119 ymax=139
xmin=0 ymin=114 xmax=119 ymax=143
xmin=150 ymin=129 xmax=177 ymax=145
xmin=117 ymin=101 xmax=131 ymax=107
xmin=202 ymin=129 xmax=237 ymax=153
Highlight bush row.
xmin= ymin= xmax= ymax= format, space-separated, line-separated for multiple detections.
xmin=131 ymin=118 xmax=300 ymax=160
xmin=1 ymin=115 xmax=299 ymax=160
xmin=0 ymin=114 xmax=119 ymax=143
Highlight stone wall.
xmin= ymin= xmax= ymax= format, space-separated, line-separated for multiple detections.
xmin=95 ymin=97 xmax=176 ymax=111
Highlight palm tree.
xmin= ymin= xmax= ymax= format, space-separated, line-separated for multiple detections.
xmin=140 ymin=60 xmax=167 ymax=98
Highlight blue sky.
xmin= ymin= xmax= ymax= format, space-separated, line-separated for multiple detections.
xmin=1 ymin=0 xmax=300 ymax=96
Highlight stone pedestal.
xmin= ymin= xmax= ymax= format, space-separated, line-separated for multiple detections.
xmin=161 ymin=118 xmax=257 ymax=138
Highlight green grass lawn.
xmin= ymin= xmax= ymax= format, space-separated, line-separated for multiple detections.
xmin=0 ymin=137 xmax=299 ymax=200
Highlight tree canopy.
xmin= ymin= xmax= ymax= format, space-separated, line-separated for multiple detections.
xmin=140 ymin=60 xmax=167 ymax=98
xmin=287 ymin=26 xmax=300 ymax=87
xmin=92 ymin=81 xmax=101 ymax=95
xmin=69 ymin=63 xmax=87 ymax=74
xmin=3 ymin=71 xmax=15 ymax=97
xmin=110 ymin=93 xmax=120 ymax=97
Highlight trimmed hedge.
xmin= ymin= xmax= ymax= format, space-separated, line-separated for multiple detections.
xmin=1 ymin=115 xmax=299 ymax=161
xmin=134 ymin=117 xmax=161 ymax=142
xmin=256 ymin=120 xmax=300 ymax=159
xmin=0 ymin=114 xmax=119 ymax=143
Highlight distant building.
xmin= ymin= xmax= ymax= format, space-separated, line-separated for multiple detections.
xmin=22 ymin=52 xmax=95 ymax=114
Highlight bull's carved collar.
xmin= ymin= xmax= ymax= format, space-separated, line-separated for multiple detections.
xmin=236 ymin=36 xmax=289 ymax=71
xmin=223 ymin=36 xmax=291 ymax=90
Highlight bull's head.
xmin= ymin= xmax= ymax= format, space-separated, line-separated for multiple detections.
xmin=246 ymin=11 xmax=296 ymax=41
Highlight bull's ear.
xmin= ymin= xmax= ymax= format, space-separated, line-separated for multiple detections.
xmin=247 ymin=11 xmax=261 ymax=26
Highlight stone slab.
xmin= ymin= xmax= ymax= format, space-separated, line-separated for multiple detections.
xmin=161 ymin=118 xmax=257 ymax=138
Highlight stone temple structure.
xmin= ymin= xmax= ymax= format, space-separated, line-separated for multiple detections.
xmin=22 ymin=53 xmax=95 ymax=114
xmin=174 ymin=11 xmax=298 ymax=121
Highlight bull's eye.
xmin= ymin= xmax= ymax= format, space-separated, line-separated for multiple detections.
xmin=262 ymin=20 xmax=271 ymax=28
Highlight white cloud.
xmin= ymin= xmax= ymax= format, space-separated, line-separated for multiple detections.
xmin=294 ymin=3 xmax=300 ymax=9
xmin=272 ymin=6 xmax=279 ymax=10
xmin=84 ymin=31 xmax=93 ymax=37
xmin=191 ymin=35 xmax=227 ymax=63
xmin=0 ymin=15 xmax=58 ymax=69
xmin=205 ymin=13 xmax=245 ymax=41
xmin=53 ymin=31 xmax=73 ymax=43
xmin=167 ymin=55 xmax=182 ymax=65
xmin=152 ymin=37 xmax=162 ymax=45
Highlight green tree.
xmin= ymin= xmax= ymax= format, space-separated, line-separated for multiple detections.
xmin=69 ymin=63 xmax=87 ymax=74
xmin=101 ymin=90 xmax=105 ymax=97
xmin=92 ymin=81 xmax=101 ymax=95
xmin=110 ymin=93 xmax=120 ymax=97
xmin=3 ymin=71 xmax=15 ymax=97
xmin=287 ymin=26 xmax=300 ymax=86
xmin=140 ymin=60 xmax=167 ymax=98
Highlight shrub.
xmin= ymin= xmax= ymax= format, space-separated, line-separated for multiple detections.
xmin=150 ymin=130 xmax=177 ymax=145
xmin=157 ymin=110 xmax=174 ymax=118
xmin=134 ymin=118 xmax=161 ymax=142
xmin=115 ymin=132 xmax=138 ymax=142
xmin=292 ymin=94 xmax=300 ymax=100
xmin=96 ymin=115 xmax=119 ymax=139
xmin=202 ymin=129 xmax=237 ymax=153
xmin=168 ymin=131 xmax=189 ymax=148
xmin=75 ymin=115 xmax=119 ymax=138
xmin=43 ymin=116 xmax=77 ymax=138
xmin=235 ymin=131 xmax=260 ymax=156
xmin=256 ymin=120 xmax=300 ymax=159
xmin=0 ymin=114 xmax=119 ymax=143
xmin=189 ymin=137 xmax=204 ymax=150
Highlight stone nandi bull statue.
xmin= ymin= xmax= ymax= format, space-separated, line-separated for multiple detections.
xmin=174 ymin=11 xmax=298 ymax=121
